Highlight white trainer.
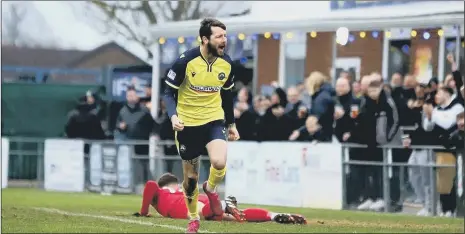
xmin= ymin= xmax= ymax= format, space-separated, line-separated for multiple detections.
xmin=369 ymin=199 xmax=385 ymax=211
xmin=444 ymin=211 xmax=453 ymax=217
xmin=357 ymin=199 xmax=374 ymax=210
xmin=416 ymin=208 xmax=431 ymax=216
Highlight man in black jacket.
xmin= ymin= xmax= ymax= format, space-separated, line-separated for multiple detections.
xmin=343 ymin=79 xmax=401 ymax=211
xmin=334 ymin=78 xmax=363 ymax=206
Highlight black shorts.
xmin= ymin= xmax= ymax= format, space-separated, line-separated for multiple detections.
xmin=175 ymin=120 xmax=226 ymax=160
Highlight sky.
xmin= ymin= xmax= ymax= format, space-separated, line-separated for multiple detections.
xmin=2 ymin=1 xmax=330 ymax=61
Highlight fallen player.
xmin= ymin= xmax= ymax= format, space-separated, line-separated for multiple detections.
xmin=133 ymin=173 xmax=307 ymax=225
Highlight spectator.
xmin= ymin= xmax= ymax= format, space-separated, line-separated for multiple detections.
xmin=115 ymin=86 xmax=155 ymax=182
xmin=426 ymin=77 xmax=439 ymax=105
xmin=402 ymin=75 xmax=417 ymax=101
xmin=289 ymin=71 xmax=335 ymax=142
xmin=390 ymin=72 xmax=404 ymax=103
xmin=333 ymin=77 xmax=363 ymax=206
xmin=443 ymin=111 xmax=464 ymax=150
xmin=400 ymin=82 xmax=436 ymax=215
xmin=271 ymin=87 xmax=287 ymax=107
xmin=234 ymin=89 xmax=260 ymax=141
xmin=359 ymin=75 xmax=373 ymax=95
xmin=423 ymin=86 xmax=464 ymax=217
xmin=352 ymin=81 xmax=363 ymax=98
xmin=65 ymin=96 xmax=106 ymax=153
xmin=285 ymin=86 xmax=306 ymax=129
xmin=343 ymin=79 xmax=401 ymax=211
xmin=115 ymin=86 xmax=155 ymax=143
xmin=234 ymin=87 xmax=253 ymax=107
xmin=260 ymin=88 xmax=293 ymax=141
xmin=334 ymin=77 xmax=362 ymax=141
xmin=340 ymin=70 xmax=353 ymax=83
xmin=447 ymin=53 xmax=464 ymax=104
xmin=140 ymin=83 xmax=152 ymax=111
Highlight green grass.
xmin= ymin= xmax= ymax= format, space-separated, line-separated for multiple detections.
xmin=1 ymin=188 xmax=463 ymax=233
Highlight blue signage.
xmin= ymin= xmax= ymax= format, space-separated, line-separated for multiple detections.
xmin=111 ymin=72 xmax=152 ymax=101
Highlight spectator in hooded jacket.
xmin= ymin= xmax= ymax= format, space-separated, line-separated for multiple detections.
xmin=260 ymin=88 xmax=293 ymax=141
xmin=65 ymin=97 xmax=106 ymax=153
xmin=343 ymin=78 xmax=402 ymax=212
xmin=289 ymin=71 xmax=335 ymax=142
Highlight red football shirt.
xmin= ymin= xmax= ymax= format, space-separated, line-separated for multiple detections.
xmin=156 ymin=185 xmax=210 ymax=219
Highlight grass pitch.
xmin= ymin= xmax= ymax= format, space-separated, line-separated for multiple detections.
xmin=1 ymin=188 xmax=463 ymax=233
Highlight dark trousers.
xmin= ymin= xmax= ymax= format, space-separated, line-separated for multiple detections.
xmin=363 ymin=148 xmax=384 ymax=200
xmin=390 ymin=149 xmax=412 ymax=205
xmin=345 ymin=148 xmax=383 ymax=202
xmin=441 ymin=182 xmax=457 ymax=213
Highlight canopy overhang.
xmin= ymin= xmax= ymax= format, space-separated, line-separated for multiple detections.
xmin=150 ymin=1 xmax=464 ymax=38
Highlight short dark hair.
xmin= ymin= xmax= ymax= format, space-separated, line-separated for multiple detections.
xmin=457 ymin=111 xmax=464 ymax=120
xmin=127 ymin=86 xmax=136 ymax=92
xmin=199 ymin=18 xmax=226 ymax=44
xmin=439 ymin=86 xmax=454 ymax=96
xmin=157 ymin=173 xmax=179 ymax=188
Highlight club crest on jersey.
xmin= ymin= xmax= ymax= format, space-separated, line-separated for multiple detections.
xmin=191 ymin=72 xmax=196 ymax=77
xmin=180 ymin=145 xmax=186 ymax=153
xmin=218 ymin=72 xmax=226 ymax=80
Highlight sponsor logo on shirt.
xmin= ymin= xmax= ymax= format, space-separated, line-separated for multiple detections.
xmin=189 ymin=84 xmax=221 ymax=93
xmin=167 ymin=69 xmax=176 ymax=80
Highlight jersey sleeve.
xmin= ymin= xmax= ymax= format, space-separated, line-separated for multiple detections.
xmin=165 ymin=57 xmax=187 ymax=89
xmin=222 ymin=62 xmax=235 ymax=90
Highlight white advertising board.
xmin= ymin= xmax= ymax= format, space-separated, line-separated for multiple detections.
xmin=225 ymin=142 xmax=260 ymax=205
xmin=2 ymin=138 xmax=9 ymax=189
xmin=225 ymin=142 xmax=343 ymax=210
xmin=301 ymin=142 xmax=343 ymax=210
xmin=44 ymin=139 xmax=85 ymax=192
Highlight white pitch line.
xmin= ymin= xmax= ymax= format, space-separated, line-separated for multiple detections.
xmin=34 ymin=207 xmax=212 ymax=233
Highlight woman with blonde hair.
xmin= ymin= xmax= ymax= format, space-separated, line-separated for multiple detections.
xmin=289 ymin=71 xmax=335 ymax=142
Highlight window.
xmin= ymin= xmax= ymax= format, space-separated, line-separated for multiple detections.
xmin=388 ymin=39 xmax=411 ymax=81
xmin=442 ymin=37 xmax=464 ymax=80
xmin=283 ymin=32 xmax=307 ymax=88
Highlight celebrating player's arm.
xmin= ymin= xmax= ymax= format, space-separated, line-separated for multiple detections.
xmin=221 ymin=66 xmax=240 ymax=141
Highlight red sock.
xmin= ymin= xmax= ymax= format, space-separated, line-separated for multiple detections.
xmin=140 ymin=180 xmax=159 ymax=215
xmin=243 ymin=208 xmax=272 ymax=222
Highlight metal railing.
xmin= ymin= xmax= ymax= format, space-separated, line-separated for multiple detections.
xmin=4 ymin=137 xmax=462 ymax=217
xmin=341 ymin=143 xmax=461 ymax=216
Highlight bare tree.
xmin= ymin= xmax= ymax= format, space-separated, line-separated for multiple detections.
xmin=2 ymin=3 xmax=28 ymax=46
xmin=2 ymin=2 xmax=59 ymax=48
xmin=81 ymin=1 xmax=250 ymax=60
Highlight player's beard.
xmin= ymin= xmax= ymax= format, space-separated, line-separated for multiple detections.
xmin=207 ymin=41 xmax=222 ymax=57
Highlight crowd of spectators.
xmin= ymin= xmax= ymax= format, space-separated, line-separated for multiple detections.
xmin=231 ymin=53 xmax=464 ymax=217
xmin=64 ymin=53 xmax=464 ymax=217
